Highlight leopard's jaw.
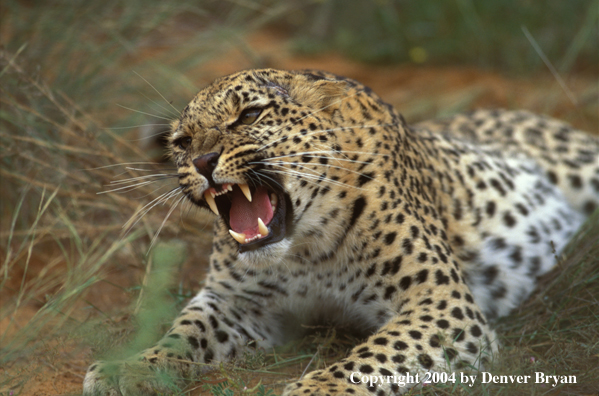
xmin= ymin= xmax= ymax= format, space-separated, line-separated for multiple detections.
xmin=236 ymin=238 xmax=293 ymax=268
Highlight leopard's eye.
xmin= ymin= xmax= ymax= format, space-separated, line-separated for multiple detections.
xmin=238 ymin=108 xmax=262 ymax=125
xmin=174 ymin=136 xmax=192 ymax=150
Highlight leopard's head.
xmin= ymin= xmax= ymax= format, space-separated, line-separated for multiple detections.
xmin=169 ymin=69 xmax=399 ymax=264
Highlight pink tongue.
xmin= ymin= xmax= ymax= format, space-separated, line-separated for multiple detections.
xmin=229 ymin=186 xmax=273 ymax=236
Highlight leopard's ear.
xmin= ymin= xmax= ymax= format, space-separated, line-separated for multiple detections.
xmin=170 ymin=119 xmax=180 ymax=134
xmin=286 ymin=72 xmax=349 ymax=114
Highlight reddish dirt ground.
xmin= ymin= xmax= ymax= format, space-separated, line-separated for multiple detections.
xmin=2 ymin=28 xmax=597 ymax=396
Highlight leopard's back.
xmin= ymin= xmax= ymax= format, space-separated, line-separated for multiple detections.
xmin=416 ymin=109 xmax=599 ymax=216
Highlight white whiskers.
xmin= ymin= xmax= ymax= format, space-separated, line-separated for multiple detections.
xmin=123 ymin=186 xmax=184 ymax=235
xmin=148 ymin=192 xmax=186 ymax=252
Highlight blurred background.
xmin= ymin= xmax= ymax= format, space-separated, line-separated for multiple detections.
xmin=1 ymin=1 xmax=598 ymax=395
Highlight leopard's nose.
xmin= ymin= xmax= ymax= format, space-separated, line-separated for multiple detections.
xmin=193 ymin=152 xmax=220 ymax=180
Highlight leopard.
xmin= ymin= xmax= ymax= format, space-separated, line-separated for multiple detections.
xmin=83 ymin=69 xmax=599 ymax=395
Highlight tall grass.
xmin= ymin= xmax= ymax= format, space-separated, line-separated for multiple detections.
xmin=290 ymin=0 xmax=599 ymax=73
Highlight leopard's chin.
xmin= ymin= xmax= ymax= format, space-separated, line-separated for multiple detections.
xmin=237 ymin=238 xmax=294 ymax=268
xmin=201 ymin=182 xmax=293 ymax=253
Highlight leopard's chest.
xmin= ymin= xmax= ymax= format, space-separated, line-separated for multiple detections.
xmin=237 ymin=261 xmax=399 ymax=341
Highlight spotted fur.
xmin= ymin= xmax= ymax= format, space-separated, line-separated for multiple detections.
xmin=84 ymin=69 xmax=598 ymax=395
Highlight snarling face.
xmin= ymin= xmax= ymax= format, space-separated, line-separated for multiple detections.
xmin=169 ymin=69 xmax=397 ymax=264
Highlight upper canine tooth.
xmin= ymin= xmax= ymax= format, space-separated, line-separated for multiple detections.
xmin=229 ymin=229 xmax=247 ymax=244
xmin=239 ymin=183 xmax=252 ymax=202
xmin=257 ymin=217 xmax=269 ymax=237
xmin=204 ymin=191 xmax=219 ymax=216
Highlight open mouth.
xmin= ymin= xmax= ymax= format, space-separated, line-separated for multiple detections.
xmin=202 ymin=182 xmax=291 ymax=252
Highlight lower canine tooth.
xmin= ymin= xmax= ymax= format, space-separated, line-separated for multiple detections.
xmin=204 ymin=191 xmax=219 ymax=215
xmin=257 ymin=217 xmax=269 ymax=237
xmin=229 ymin=229 xmax=246 ymax=244
xmin=239 ymin=183 xmax=252 ymax=202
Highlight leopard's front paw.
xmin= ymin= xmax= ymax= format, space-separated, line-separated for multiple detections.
xmin=83 ymin=358 xmax=187 ymax=396
xmin=283 ymin=369 xmax=370 ymax=396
